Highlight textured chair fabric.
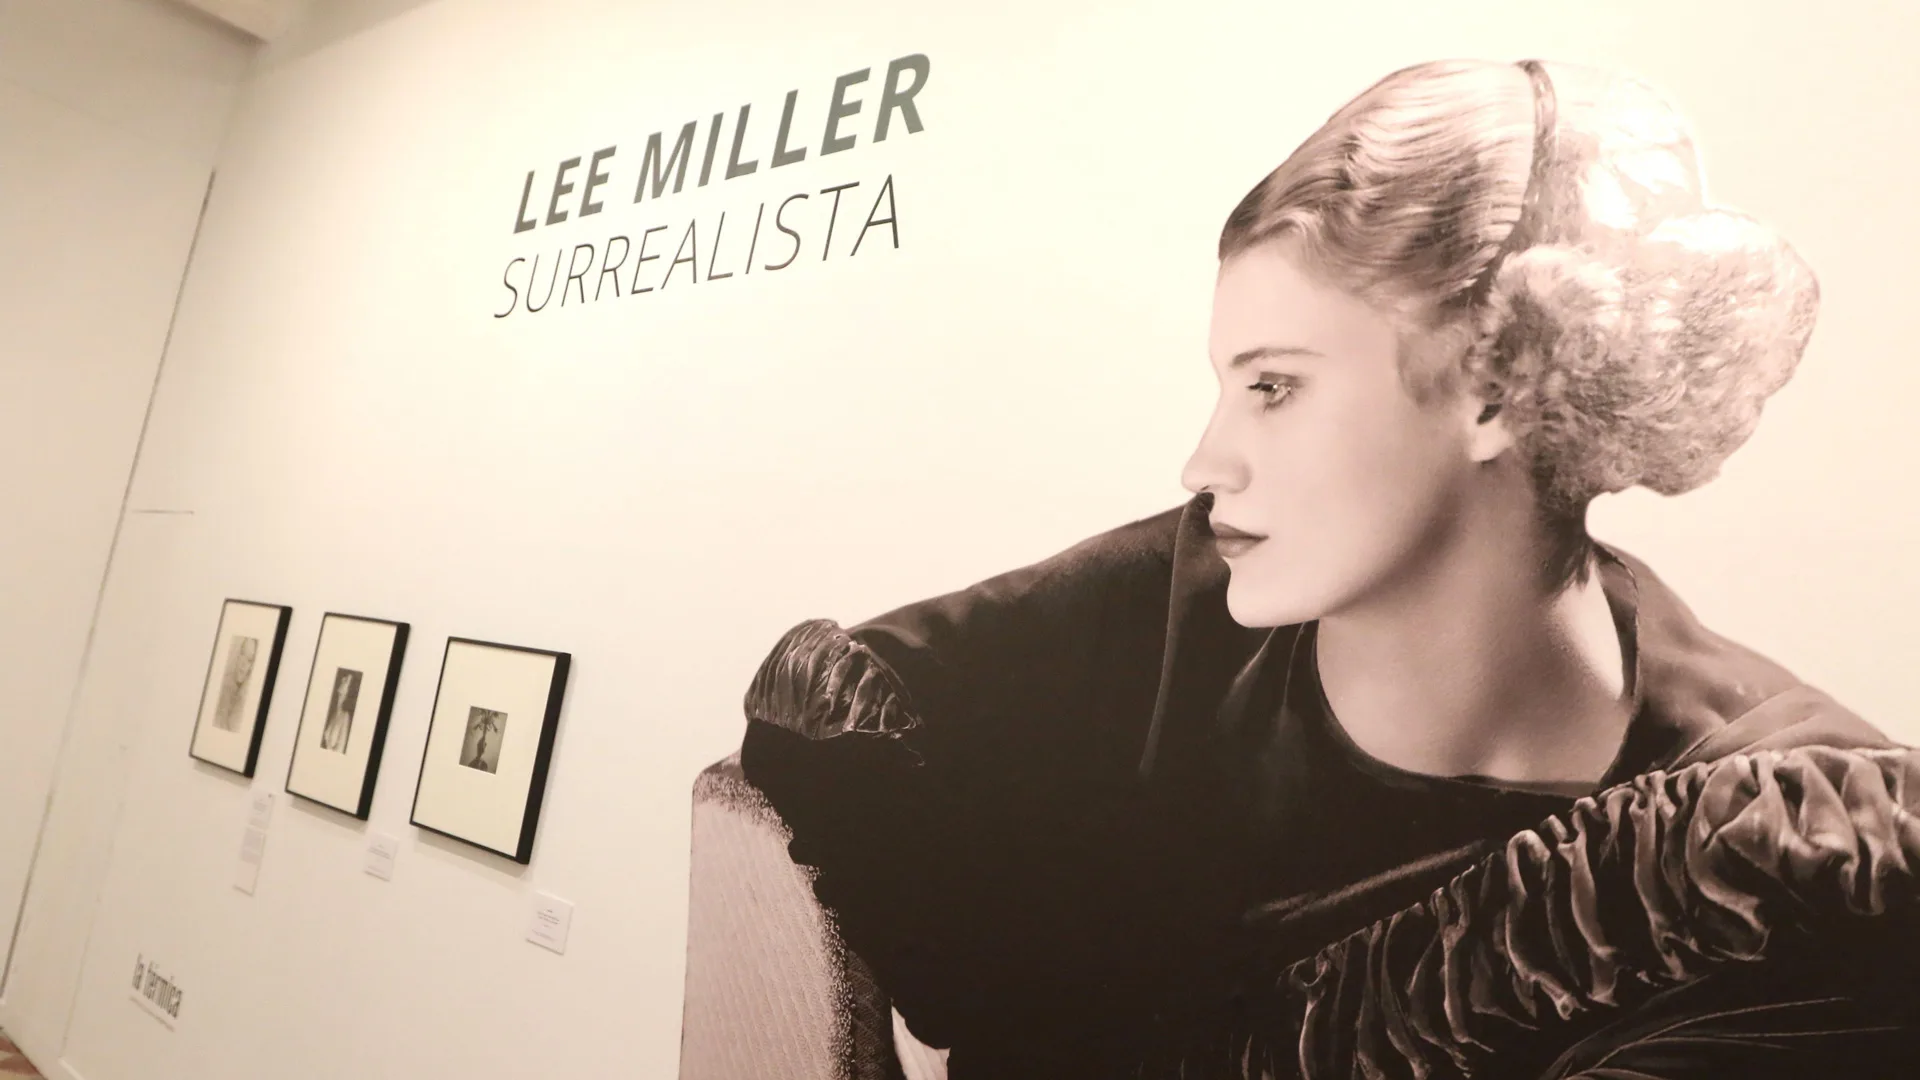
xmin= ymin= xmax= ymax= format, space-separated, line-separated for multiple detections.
xmin=680 ymin=754 xmax=948 ymax=1080
xmin=682 ymin=742 xmax=1920 ymax=1078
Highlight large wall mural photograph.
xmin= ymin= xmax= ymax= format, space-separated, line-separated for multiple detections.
xmin=3 ymin=2 xmax=1918 ymax=1080
xmin=684 ymin=51 xmax=1920 ymax=1080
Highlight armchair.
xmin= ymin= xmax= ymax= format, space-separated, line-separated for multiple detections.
xmin=678 ymin=754 xmax=949 ymax=1080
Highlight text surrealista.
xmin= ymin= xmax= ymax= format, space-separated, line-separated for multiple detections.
xmin=492 ymin=54 xmax=926 ymax=319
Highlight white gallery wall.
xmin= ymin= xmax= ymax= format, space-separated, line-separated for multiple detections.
xmin=0 ymin=0 xmax=254 ymax=1054
xmin=6 ymin=0 xmax=1917 ymax=1077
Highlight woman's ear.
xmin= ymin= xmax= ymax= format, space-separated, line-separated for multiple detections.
xmin=1463 ymin=383 xmax=1517 ymax=463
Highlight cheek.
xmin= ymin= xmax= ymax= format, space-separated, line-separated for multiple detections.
xmin=1227 ymin=408 xmax=1464 ymax=624
xmin=1250 ymin=385 xmax=1466 ymax=566
xmin=1281 ymin=388 xmax=1455 ymax=508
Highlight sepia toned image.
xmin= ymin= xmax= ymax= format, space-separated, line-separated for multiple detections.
xmin=682 ymin=57 xmax=1920 ymax=1079
xmin=284 ymin=612 xmax=410 ymax=820
xmin=11 ymin=4 xmax=1920 ymax=1080
xmin=460 ymin=707 xmax=506 ymax=774
xmin=187 ymin=599 xmax=291 ymax=779
xmin=210 ymin=635 xmax=259 ymax=733
xmin=318 ymin=667 xmax=362 ymax=753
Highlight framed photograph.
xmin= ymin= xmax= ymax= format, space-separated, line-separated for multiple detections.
xmin=284 ymin=613 xmax=410 ymax=818
xmin=188 ymin=598 xmax=293 ymax=777
xmin=408 ymin=637 xmax=571 ymax=864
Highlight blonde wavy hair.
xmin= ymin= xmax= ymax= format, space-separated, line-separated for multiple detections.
xmin=1220 ymin=59 xmax=1819 ymax=518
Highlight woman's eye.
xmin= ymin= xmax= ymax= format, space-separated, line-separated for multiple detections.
xmin=1248 ymin=377 xmax=1298 ymax=409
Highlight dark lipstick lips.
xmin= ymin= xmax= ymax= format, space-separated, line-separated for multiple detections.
xmin=1208 ymin=519 xmax=1265 ymax=557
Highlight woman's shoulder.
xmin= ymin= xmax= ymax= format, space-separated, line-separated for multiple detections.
xmin=1609 ymin=546 xmax=1902 ymax=770
xmin=849 ymin=499 xmax=1197 ymax=652
xmin=741 ymin=498 xmax=1224 ymax=749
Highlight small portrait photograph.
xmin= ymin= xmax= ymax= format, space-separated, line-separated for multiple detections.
xmin=210 ymin=635 xmax=259 ymax=732
xmin=319 ymin=667 xmax=363 ymax=753
xmin=285 ymin=613 xmax=410 ymax=820
xmin=189 ymin=599 xmax=292 ymax=778
xmin=460 ymin=707 xmax=507 ymax=774
xmin=410 ymin=636 xmax=571 ymax=864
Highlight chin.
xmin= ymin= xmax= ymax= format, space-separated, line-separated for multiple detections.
xmin=1223 ymin=566 xmax=1332 ymax=630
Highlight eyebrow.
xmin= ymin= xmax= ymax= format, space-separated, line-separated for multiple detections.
xmin=1229 ymin=345 xmax=1324 ymax=369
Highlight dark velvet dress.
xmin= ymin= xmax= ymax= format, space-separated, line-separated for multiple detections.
xmin=739 ymin=497 xmax=1920 ymax=1078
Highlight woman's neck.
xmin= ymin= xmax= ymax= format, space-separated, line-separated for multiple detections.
xmin=1312 ymin=515 xmax=1633 ymax=787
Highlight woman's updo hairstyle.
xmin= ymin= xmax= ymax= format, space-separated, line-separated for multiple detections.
xmin=1219 ymin=59 xmax=1819 ymax=517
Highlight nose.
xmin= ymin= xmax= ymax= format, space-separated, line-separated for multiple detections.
xmin=1180 ymin=402 xmax=1249 ymax=496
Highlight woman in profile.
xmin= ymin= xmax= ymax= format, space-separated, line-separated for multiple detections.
xmin=739 ymin=59 xmax=1920 ymax=1078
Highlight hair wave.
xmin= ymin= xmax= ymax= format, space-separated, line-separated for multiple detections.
xmin=1220 ymin=59 xmax=1820 ymax=514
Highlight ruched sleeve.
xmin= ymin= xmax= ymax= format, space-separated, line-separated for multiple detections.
xmin=743 ymin=618 xmax=921 ymax=742
xmin=1150 ymin=744 xmax=1920 ymax=1079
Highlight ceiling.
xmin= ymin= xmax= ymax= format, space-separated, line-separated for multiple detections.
xmin=169 ymin=0 xmax=307 ymax=41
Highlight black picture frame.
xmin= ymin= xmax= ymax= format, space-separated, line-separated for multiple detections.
xmin=187 ymin=598 xmax=293 ymax=778
xmin=283 ymin=612 xmax=411 ymax=820
xmin=407 ymin=636 xmax=571 ymax=864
